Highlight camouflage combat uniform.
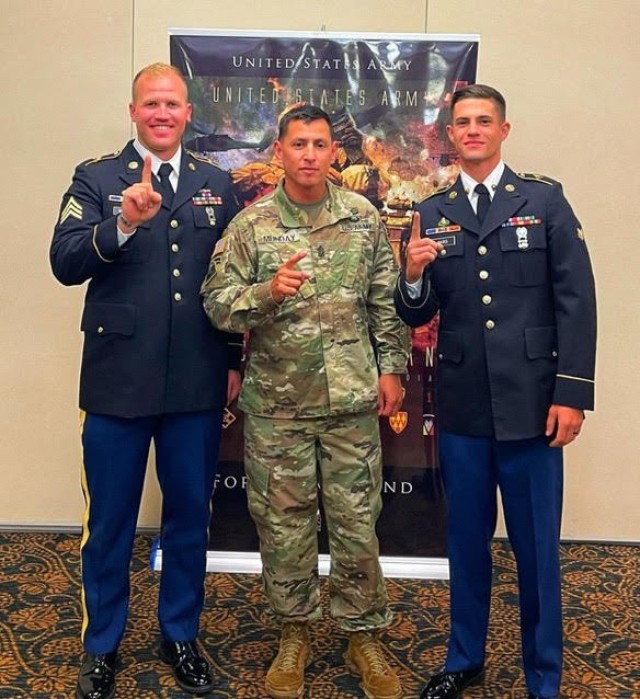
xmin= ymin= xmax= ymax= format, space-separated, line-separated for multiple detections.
xmin=202 ymin=180 xmax=409 ymax=630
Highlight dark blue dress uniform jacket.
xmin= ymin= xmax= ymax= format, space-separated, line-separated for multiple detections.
xmin=395 ymin=167 xmax=596 ymax=441
xmin=50 ymin=141 xmax=242 ymax=417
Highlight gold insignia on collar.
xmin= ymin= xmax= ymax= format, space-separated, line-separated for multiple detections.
xmin=128 ymin=161 xmax=139 ymax=170
xmin=505 ymin=183 xmax=515 ymax=192
xmin=448 ymin=191 xmax=457 ymax=200
xmin=577 ymin=227 xmax=585 ymax=240
xmin=188 ymin=162 xmax=196 ymax=171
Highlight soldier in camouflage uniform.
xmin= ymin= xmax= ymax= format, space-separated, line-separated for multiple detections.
xmin=202 ymin=105 xmax=409 ymax=699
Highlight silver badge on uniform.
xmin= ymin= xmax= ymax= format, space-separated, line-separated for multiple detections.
xmin=516 ymin=226 xmax=529 ymax=249
xmin=205 ymin=206 xmax=216 ymax=226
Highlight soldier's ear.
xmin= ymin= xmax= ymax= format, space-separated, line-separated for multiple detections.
xmin=445 ymin=124 xmax=455 ymax=145
xmin=274 ymin=140 xmax=283 ymax=163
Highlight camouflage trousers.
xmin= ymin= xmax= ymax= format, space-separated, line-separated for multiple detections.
xmin=244 ymin=411 xmax=392 ymax=632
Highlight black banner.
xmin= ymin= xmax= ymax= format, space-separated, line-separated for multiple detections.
xmin=167 ymin=30 xmax=479 ymax=573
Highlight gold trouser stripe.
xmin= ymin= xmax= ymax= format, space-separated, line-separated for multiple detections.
xmin=78 ymin=410 xmax=91 ymax=644
xmin=556 ymin=373 xmax=594 ymax=384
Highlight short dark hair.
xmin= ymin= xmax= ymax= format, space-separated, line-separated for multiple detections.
xmin=450 ymin=84 xmax=507 ymax=122
xmin=277 ymin=104 xmax=335 ymax=140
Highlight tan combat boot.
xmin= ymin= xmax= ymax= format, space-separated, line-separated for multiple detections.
xmin=344 ymin=630 xmax=402 ymax=699
xmin=265 ymin=622 xmax=310 ymax=699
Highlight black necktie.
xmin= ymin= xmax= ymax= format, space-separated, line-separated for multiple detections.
xmin=157 ymin=163 xmax=174 ymax=206
xmin=475 ymin=183 xmax=490 ymax=224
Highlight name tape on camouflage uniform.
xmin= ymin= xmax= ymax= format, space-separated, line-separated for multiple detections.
xmin=340 ymin=221 xmax=373 ymax=232
xmin=260 ymin=233 xmax=299 ymax=243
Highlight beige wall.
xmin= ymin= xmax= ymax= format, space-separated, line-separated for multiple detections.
xmin=1 ymin=0 xmax=638 ymax=540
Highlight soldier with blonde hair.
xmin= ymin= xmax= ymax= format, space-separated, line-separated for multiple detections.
xmin=51 ymin=62 xmax=241 ymax=699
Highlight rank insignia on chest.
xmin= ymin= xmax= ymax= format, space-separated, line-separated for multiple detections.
xmin=423 ymin=224 xmax=461 ymax=236
xmin=389 ymin=412 xmax=408 ymax=434
xmin=501 ymin=215 xmax=542 ymax=227
xmin=193 ymin=190 xmax=223 ymax=206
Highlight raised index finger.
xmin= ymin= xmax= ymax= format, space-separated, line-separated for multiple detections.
xmin=141 ymin=155 xmax=153 ymax=185
xmin=283 ymin=250 xmax=307 ymax=268
xmin=409 ymin=210 xmax=421 ymax=242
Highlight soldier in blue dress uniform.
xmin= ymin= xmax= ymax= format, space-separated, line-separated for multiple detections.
xmin=50 ymin=63 xmax=241 ymax=699
xmin=395 ymin=85 xmax=597 ymax=699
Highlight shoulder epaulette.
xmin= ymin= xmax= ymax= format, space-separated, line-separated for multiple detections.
xmin=424 ymin=181 xmax=455 ymax=201
xmin=186 ymin=150 xmax=218 ymax=167
xmin=83 ymin=149 xmax=122 ymax=166
xmin=516 ymin=172 xmax=557 ymax=186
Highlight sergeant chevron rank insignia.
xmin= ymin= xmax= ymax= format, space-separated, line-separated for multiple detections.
xmin=60 ymin=196 xmax=83 ymax=224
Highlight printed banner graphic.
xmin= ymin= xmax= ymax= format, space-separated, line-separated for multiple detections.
xmin=170 ymin=30 xmax=479 ymax=561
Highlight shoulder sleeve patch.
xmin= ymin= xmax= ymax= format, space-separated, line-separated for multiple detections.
xmin=516 ymin=172 xmax=557 ymax=186
xmin=212 ymin=237 xmax=226 ymax=256
xmin=84 ymin=149 xmax=122 ymax=166
xmin=423 ymin=181 xmax=454 ymax=201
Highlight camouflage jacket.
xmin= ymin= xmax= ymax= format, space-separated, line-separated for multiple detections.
xmin=202 ymin=180 xmax=409 ymax=418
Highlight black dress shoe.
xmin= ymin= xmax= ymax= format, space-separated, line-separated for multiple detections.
xmin=75 ymin=652 xmax=117 ymax=699
xmin=159 ymin=639 xmax=214 ymax=695
xmin=420 ymin=667 xmax=484 ymax=699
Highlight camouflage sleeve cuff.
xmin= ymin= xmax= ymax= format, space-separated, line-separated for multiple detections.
xmin=553 ymin=374 xmax=595 ymax=410
xmin=252 ymin=280 xmax=281 ymax=314
xmin=379 ymin=362 xmax=408 ymax=376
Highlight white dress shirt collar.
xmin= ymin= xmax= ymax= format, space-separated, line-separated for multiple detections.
xmin=132 ymin=140 xmax=181 ymax=190
xmin=460 ymin=160 xmax=505 ymax=201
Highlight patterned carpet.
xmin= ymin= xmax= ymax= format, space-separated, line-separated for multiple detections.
xmin=0 ymin=532 xmax=638 ymax=698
